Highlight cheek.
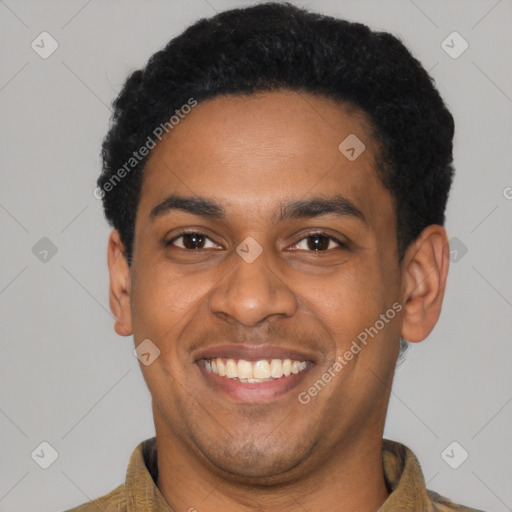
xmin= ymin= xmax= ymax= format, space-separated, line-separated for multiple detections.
xmin=130 ymin=263 xmax=225 ymax=359
xmin=130 ymin=274 xmax=204 ymax=392
xmin=303 ymin=265 xmax=385 ymax=340
xmin=130 ymin=265 xmax=202 ymax=340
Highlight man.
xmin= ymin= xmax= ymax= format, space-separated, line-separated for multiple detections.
xmin=69 ymin=2 xmax=484 ymax=511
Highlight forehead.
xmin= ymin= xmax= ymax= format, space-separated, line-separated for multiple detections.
xmin=138 ymin=90 xmax=392 ymax=229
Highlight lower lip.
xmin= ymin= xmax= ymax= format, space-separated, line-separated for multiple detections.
xmin=197 ymin=361 xmax=314 ymax=403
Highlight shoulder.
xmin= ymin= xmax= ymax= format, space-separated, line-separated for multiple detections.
xmin=62 ymin=483 xmax=126 ymax=512
xmin=428 ymin=488 xmax=487 ymax=512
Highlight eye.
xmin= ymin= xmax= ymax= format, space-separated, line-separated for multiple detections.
xmin=165 ymin=230 xmax=347 ymax=252
xmin=166 ymin=231 xmax=221 ymax=250
xmin=288 ymin=232 xmax=347 ymax=252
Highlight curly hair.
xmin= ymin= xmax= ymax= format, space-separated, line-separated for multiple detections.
xmin=98 ymin=1 xmax=454 ymax=266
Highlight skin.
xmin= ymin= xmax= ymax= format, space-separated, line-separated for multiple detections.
xmin=107 ymin=90 xmax=449 ymax=511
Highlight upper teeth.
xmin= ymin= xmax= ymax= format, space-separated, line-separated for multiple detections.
xmin=204 ymin=358 xmax=308 ymax=382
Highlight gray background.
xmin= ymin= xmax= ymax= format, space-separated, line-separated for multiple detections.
xmin=1 ymin=1 xmax=511 ymax=511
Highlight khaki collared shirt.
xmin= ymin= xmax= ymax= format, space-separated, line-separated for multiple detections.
xmin=66 ymin=437 xmax=484 ymax=511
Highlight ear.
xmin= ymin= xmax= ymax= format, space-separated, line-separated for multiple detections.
xmin=107 ymin=229 xmax=133 ymax=337
xmin=400 ymin=225 xmax=450 ymax=343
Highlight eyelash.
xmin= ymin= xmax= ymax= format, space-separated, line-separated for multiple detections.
xmin=165 ymin=229 xmax=348 ymax=252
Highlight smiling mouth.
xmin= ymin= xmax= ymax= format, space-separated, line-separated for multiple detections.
xmin=200 ymin=357 xmax=311 ymax=383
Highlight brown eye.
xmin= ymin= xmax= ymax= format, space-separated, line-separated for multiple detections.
xmin=167 ymin=232 xmax=219 ymax=250
xmin=306 ymin=234 xmax=330 ymax=251
xmin=289 ymin=233 xmax=347 ymax=252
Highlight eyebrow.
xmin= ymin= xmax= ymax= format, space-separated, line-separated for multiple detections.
xmin=149 ymin=194 xmax=366 ymax=224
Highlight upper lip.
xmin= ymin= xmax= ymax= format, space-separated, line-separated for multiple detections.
xmin=193 ymin=344 xmax=317 ymax=363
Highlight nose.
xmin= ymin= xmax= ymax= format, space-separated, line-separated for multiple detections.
xmin=208 ymin=246 xmax=297 ymax=327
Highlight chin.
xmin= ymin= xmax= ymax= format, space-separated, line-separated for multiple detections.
xmin=198 ymin=437 xmax=312 ymax=484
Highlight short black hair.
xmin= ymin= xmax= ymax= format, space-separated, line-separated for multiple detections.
xmin=97 ymin=1 xmax=454 ymax=265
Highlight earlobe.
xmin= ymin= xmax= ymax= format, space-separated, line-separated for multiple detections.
xmin=107 ymin=230 xmax=133 ymax=337
xmin=400 ymin=225 xmax=449 ymax=343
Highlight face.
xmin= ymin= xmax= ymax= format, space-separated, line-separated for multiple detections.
xmin=109 ymin=90 xmax=444 ymax=484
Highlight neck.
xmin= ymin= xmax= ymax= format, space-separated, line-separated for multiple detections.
xmin=154 ymin=416 xmax=389 ymax=512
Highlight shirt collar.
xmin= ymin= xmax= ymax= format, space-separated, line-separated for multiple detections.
xmin=125 ymin=437 xmax=173 ymax=511
xmin=379 ymin=439 xmax=435 ymax=511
